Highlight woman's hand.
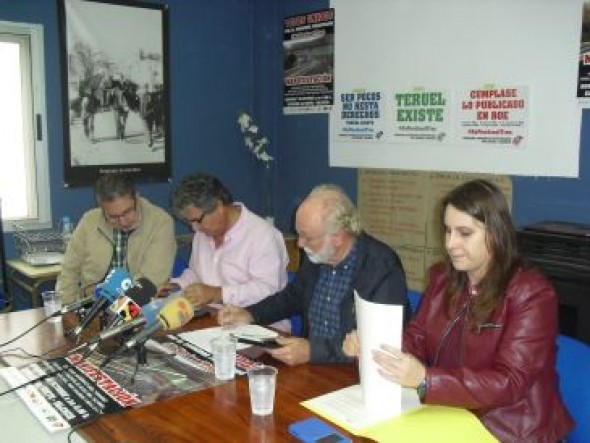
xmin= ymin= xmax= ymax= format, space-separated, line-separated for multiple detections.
xmin=373 ymin=344 xmax=426 ymax=388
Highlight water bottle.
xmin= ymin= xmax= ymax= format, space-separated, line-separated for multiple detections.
xmin=61 ymin=215 xmax=74 ymax=250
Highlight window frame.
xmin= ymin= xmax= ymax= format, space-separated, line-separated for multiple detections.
xmin=0 ymin=20 xmax=51 ymax=232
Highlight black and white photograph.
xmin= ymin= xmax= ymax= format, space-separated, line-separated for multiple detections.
xmin=59 ymin=0 xmax=170 ymax=186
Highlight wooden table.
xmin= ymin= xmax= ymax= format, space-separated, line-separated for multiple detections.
xmin=0 ymin=308 xmax=372 ymax=443
xmin=5 ymin=259 xmax=62 ymax=309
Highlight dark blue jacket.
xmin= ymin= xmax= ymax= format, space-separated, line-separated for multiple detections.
xmin=248 ymin=232 xmax=408 ymax=363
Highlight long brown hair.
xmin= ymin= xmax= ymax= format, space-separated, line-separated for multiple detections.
xmin=440 ymin=179 xmax=520 ymax=328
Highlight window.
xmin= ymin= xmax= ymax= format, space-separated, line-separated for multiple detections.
xmin=0 ymin=21 xmax=51 ymax=231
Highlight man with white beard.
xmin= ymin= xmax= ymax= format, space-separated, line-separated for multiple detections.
xmin=218 ymin=184 xmax=408 ymax=365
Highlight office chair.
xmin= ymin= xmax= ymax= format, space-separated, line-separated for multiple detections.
xmin=172 ymin=255 xmax=188 ymax=278
xmin=407 ymin=290 xmax=422 ymax=317
xmin=556 ymin=334 xmax=590 ymax=442
xmin=287 ymin=271 xmax=304 ymax=337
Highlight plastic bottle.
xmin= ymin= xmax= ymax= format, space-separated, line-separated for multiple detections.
xmin=61 ymin=215 xmax=74 ymax=250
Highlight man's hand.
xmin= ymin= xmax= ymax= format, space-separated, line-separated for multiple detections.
xmin=217 ymin=304 xmax=253 ymax=327
xmin=342 ymin=330 xmax=360 ymax=358
xmin=183 ymin=283 xmax=222 ymax=308
xmin=156 ymin=282 xmax=181 ymax=298
xmin=83 ymin=283 xmax=97 ymax=298
xmin=266 ymin=336 xmax=310 ymax=366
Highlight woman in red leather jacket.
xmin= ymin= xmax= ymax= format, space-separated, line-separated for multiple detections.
xmin=344 ymin=179 xmax=573 ymax=443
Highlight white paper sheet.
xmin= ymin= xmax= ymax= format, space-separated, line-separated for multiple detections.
xmin=303 ymin=384 xmax=421 ymax=429
xmin=354 ymin=290 xmax=404 ymax=417
xmin=177 ymin=325 xmax=278 ymax=353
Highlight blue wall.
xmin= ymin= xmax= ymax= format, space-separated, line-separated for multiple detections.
xmin=0 ymin=0 xmax=274 ymax=256
xmin=1 ymin=0 xmax=590 ymax=259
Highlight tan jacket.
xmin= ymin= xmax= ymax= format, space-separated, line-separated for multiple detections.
xmin=56 ymin=197 xmax=177 ymax=304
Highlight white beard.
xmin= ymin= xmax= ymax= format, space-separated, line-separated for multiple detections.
xmin=304 ymin=241 xmax=334 ymax=264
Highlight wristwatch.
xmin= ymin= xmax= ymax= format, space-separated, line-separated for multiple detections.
xmin=416 ymin=376 xmax=427 ymax=402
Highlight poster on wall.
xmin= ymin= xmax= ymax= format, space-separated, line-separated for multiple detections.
xmin=58 ymin=0 xmax=171 ymax=187
xmin=578 ymin=1 xmax=590 ymax=104
xmin=333 ymin=89 xmax=387 ymax=141
xmin=330 ymin=0 xmax=581 ymax=177
xmin=456 ymin=86 xmax=529 ymax=148
xmin=283 ymin=9 xmax=334 ymax=114
xmin=391 ymin=88 xmax=451 ymax=144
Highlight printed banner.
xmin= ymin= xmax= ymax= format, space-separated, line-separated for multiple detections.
xmin=334 ymin=89 xmax=387 ymax=141
xmin=457 ymin=86 xmax=528 ymax=147
xmin=578 ymin=0 xmax=590 ymax=102
xmin=283 ymin=9 xmax=334 ymax=114
xmin=0 ymin=334 xmax=259 ymax=432
xmin=391 ymin=89 xmax=450 ymax=143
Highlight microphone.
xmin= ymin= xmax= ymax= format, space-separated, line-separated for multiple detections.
xmin=99 ymin=297 xmax=193 ymax=367
xmin=106 ymin=277 xmax=156 ymax=323
xmin=84 ymin=297 xmax=168 ymax=349
xmin=124 ymin=296 xmax=193 ymax=349
xmin=69 ymin=268 xmax=133 ymax=341
xmin=56 ymin=296 xmax=95 ymax=315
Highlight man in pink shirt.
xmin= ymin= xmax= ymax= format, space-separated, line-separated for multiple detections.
xmin=160 ymin=173 xmax=290 ymax=330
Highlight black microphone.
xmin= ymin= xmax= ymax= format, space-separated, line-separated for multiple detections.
xmin=104 ymin=277 xmax=157 ymax=327
xmin=68 ymin=268 xmax=133 ymax=342
xmin=55 ymin=296 xmax=95 ymax=315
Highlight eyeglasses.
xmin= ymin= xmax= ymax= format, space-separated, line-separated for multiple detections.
xmin=187 ymin=207 xmax=213 ymax=225
xmin=104 ymin=202 xmax=137 ymax=223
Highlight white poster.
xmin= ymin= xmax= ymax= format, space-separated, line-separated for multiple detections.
xmin=457 ymin=85 xmax=529 ymax=148
xmin=391 ymin=88 xmax=451 ymax=144
xmin=333 ymin=89 xmax=388 ymax=141
xmin=329 ymin=0 xmax=582 ymax=177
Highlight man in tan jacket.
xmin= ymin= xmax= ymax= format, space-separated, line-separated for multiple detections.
xmin=56 ymin=173 xmax=176 ymax=304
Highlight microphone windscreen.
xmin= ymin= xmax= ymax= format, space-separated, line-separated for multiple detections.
xmin=139 ymin=298 xmax=168 ymax=326
xmin=108 ymin=295 xmax=141 ymax=322
xmin=100 ymin=268 xmax=133 ymax=301
xmin=158 ymin=297 xmax=194 ymax=330
xmin=126 ymin=278 xmax=157 ymax=306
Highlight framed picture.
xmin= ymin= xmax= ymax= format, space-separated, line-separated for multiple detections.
xmin=58 ymin=0 xmax=171 ymax=187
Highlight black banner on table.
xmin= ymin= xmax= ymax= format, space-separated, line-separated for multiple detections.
xmin=0 ymin=335 xmax=260 ymax=432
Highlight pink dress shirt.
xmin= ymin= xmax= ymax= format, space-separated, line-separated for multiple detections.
xmin=171 ymin=204 xmax=290 ymax=331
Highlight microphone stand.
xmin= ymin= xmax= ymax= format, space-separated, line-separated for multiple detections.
xmin=135 ymin=342 xmax=148 ymax=366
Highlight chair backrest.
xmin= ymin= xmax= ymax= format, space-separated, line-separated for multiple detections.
xmin=556 ymin=334 xmax=590 ymax=442
xmin=172 ymin=255 xmax=188 ymax=278
xmin=407 ymin=290 xmax=422 ymax=317
xmin=287 ymin=271 xmax=304 ymax=337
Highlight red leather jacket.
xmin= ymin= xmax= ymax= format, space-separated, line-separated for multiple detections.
xmin=404 ymin=263 xmax=574 ymax=443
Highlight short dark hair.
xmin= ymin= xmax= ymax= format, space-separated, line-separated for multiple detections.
xmin=94 ymin=173 xmax=136 ymax=204
xmin=171 ymin=173 xmax=233 ymax=216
